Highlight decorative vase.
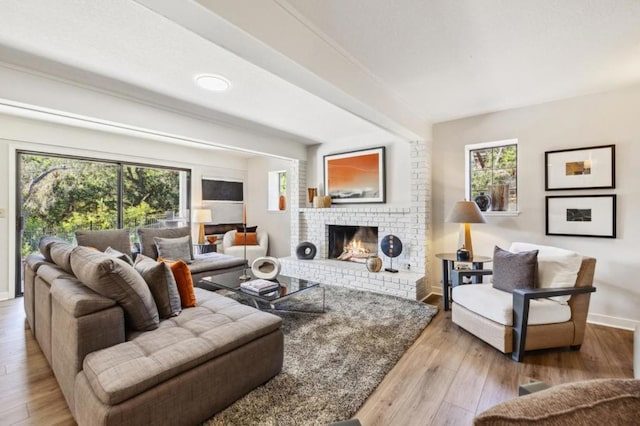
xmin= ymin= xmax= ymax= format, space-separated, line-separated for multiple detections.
xmin=456 ymin=246 xmax=470 ymax=261
xmin=366 ymin=255 xmax=383 ymax=272
xmin=490 ymin=184 xmax=509 ymax=211
xmin=278 ymin=195 xmax=286 ymax=211
xmin=296 ymin=242 xmax=317 ymax=259
xmin=251 ymin=256 xmax=281 ymax=280
xmin=307 ymin=188 xmax=318 ymax=205
xmin=474 ymin=192 xmax=491 ymax=212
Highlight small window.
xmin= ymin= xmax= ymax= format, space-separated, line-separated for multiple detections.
xmin=466 ymin=139 xmax=517 ymax=212
xmin=267 ymin=170 xmax=287 ymax=211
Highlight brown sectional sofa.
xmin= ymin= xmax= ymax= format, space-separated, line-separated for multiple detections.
xmin=24 ymin=237 xmax=284 ymax=426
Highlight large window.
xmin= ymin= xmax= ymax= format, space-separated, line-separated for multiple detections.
xmin=466 ymin=139 xmax=518 ymax=212
xmin=17 ymin=152 xmax=190 ymax=294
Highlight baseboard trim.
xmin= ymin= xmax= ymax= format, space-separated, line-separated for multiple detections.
xmin=0 ymin=292 xmax=10 ymax=301
xmin=588 ymin=313 xmax=640 ymax=331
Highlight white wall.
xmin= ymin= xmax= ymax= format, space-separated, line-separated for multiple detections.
xmin=0 ymin=112 xmax=254 ymax=299
xmin=246 ymin=156 xmax=292 ymax=258
xmin=306 ymin=139 xmax=413 ymax=207
xmin=432 ymin=84 xmax=640 ymax=330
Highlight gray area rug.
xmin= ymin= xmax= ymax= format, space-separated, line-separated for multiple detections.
xmin=205 ymin=285 xmax=438 ymax=425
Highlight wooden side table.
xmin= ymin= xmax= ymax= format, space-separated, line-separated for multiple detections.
xmin=435 ymin=253 xmax=492 ymax=311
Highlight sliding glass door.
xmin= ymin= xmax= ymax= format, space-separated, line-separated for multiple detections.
xmin=16 ymin=151 xmax=190 ymax=296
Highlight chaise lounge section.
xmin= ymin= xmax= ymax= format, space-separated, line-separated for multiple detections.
xmin=24 ymin=237 xmax=283 ymax=425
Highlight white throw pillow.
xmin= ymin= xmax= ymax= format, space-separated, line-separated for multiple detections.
xmin=509 ymin=242 xmax=582 ymax=303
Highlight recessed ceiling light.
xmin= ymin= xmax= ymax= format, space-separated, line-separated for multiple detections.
xmin=195 ymin=74 xmax=231 ymax=92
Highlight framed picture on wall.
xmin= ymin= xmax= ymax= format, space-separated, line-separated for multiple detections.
xmin=323 ymin=146 xmax=386 ymax=204
xmin=545 ymin=144 xmax=615 ymax=190
xmin=545 ymin=194 xmax=616 ymax=238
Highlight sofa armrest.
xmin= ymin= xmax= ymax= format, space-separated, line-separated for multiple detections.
xmin=513 ymin=286 xmax=596 ymax=299
xmin=51 ymin=277 xmax=117 ymax=317
xmin=50 ymin=277 xmax=125 ymax=413
xmin=511 ymin=286 xmax=596 ymax=362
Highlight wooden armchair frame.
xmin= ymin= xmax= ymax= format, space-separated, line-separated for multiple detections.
xmin=451 ymin=257 xmax=596 ymax=362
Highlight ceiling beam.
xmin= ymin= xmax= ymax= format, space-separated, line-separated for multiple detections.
xmin=135 ymin=0 xmax=430 ymax=142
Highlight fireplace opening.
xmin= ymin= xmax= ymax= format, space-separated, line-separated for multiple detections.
xmin=328 ymin=225 xmax=378 ymax=263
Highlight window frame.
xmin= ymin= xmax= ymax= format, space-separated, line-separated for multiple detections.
xmin=464 ymin=138 xmax=520 ymax=216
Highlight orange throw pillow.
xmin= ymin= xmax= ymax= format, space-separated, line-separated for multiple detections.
xmin=158 ymin=258 xmax=196 ymax=308
xmin=234 ymin=232 xmax=258 ymax=246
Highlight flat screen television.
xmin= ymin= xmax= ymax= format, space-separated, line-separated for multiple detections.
xmin=202 ymin=178 xmax=243 ymax=202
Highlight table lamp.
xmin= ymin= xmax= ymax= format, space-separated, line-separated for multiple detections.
xmin=192 ymin=209 xmax=212 ymax=245
xmin=445 ymin=201 xmax=486 ymax=258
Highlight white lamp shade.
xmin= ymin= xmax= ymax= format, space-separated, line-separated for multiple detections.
xmin=193 ymin=209 xmax=212 ymax=223
xmin=446 ymin=201 xmax=486 ymax=224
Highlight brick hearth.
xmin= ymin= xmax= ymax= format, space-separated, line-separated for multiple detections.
xmin=285 ymin=141 xmax=431 ymax=300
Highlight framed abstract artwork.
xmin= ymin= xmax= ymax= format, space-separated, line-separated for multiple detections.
xmin=545 ymin=194 xmax=616 ymax=238
xmin=324 ymin=146 xmax=386 ymax=204
xmin=545 ymin=144 xmax=615 ymax=190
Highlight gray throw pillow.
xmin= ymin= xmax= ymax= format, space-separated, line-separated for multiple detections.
xmin=134 ymin=254 xmax=181 ymax=319
xmin=492 ymin=246 xmax=538 ymax=293
xmin=70 ymin=246 xmax=159 ymax=331
xmin=137 ymin=226 xmax=192 ymax=260
xmin=105 ymin=246 xmax=134 ymax=266
xmin=154 ymin=235 xmax=192 ymax=262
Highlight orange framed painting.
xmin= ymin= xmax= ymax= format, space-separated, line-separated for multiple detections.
xmin=324 ymin=146 xmax=386 ymax=204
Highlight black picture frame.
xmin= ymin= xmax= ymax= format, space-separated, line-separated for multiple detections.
xmin=545 ymin=194 xmax=616 ymax=238
xmin=545 ymin=144 xmax=615 ymax=190
xmin=323 ymin=146 xmax=386 ymax=204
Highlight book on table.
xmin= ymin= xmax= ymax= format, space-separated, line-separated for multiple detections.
xmin=240 ymin=279 xmax=279 ymax=295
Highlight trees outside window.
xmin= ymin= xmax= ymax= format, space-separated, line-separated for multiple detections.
xmin=466 ymin=141 xmax=518 ymax=211
xmin=18 ymin=152 xmax=189 ymax=258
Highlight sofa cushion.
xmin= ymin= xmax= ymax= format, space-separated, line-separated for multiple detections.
xmin=38 ymin=236 xmax=68 ymax=262
xmin=70 ymin=246 xmax=159 ymax=331
xmin=153 ymin=235 xmax=192 ymax=261
xmin=492 ymin=246 xmax=538 ymax=293
xmin=452 ymin=284 xmax=571 ymax=326
xmin=51 ymin=277 xmax=117 ymax=317
xmin=105 ymin=246 xmax=134 ymax=266
xmin=188 ymin=252 xmax=246 ymax=275
xmin=25 ymin=253 xmax=49 ymax=272
xmin=159 ymin=259 xmax=196 ymax=308
xmin=474 ymin=379 xmax=640 ymax=425
xmin=76 ymin=229 xmax=132 ymax=258
xmin=82 ymin=291 xmax=282 ymax=406
xmin=509 ymin=242 xmax=582 ymax=303
xmin=138 ymin=226 xmax=192 ymax=260
xmin=49 ymin=242 xmax=74 ymax=274
xmin=134 ymin=255 xmax=181 ymax=319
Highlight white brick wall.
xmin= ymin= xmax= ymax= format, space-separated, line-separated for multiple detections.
xmin=287 ymin=141 xmax=430 ymax=300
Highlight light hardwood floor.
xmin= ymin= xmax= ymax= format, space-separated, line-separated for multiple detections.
xmin=0 ymin=295 xmax=634 ymax=426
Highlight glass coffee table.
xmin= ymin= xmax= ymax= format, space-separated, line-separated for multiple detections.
xmin=198 ymin=270 xmax=325 ymax=314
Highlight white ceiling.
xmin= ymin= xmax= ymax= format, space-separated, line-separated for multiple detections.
xmin=282 ymin=0 xmax=640 ymax=122
xmin=1 ymin=0 xmax=639 ymax=145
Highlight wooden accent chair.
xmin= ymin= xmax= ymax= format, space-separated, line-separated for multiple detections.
xmin=451 ymin=243 xmax=596 ymax=362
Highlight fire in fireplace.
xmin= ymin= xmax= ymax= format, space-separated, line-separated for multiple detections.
xmin=328 ymin=225 xmax=378 ymax=263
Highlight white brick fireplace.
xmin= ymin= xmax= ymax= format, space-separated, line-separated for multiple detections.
xmin=281 ymin=141 xmax=431 ymax=300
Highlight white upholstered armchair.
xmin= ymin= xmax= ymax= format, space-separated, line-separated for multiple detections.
xmin=451 ymin=242 xmax=596 ymax=362
xmin=221 ymin=229 xmax=269 ymax=264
